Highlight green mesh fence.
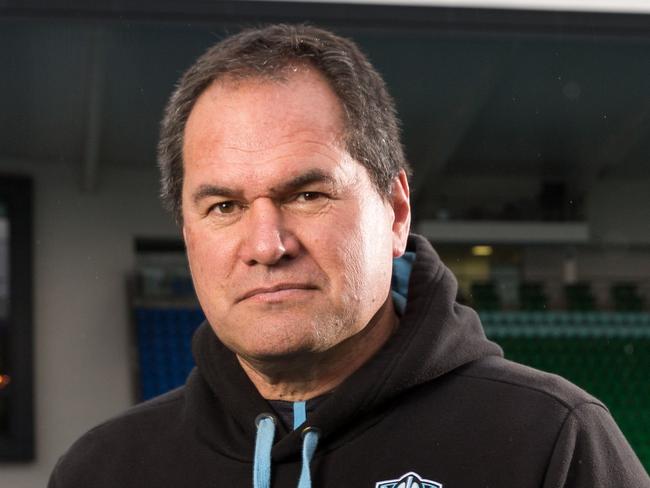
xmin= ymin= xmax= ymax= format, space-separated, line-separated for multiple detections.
xmin=481 ymin=312 xmax=650 ymax=471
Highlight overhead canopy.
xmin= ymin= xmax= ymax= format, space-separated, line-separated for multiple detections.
xmin=1 ymin=1 xmax=648 ymax=223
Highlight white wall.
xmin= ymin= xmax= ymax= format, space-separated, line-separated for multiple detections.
xmin=0 ymin=159 xmax=176 ymax=488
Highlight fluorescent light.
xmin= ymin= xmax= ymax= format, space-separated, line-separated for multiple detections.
xmin=472 ymin=245 xmax=493 ymax=256
xmin=277 ymin=0 xmax=650 ymax=15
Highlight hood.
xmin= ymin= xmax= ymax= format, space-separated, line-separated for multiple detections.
xmin=189 ymin=233 xmax=503 ymax=463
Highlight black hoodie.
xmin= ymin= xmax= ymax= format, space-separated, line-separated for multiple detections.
xmin=49 ymin=235 xmax=649 ymax=487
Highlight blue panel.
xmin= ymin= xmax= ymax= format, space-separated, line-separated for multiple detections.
xmin=134 ymin=307 xmax=205 ymax=400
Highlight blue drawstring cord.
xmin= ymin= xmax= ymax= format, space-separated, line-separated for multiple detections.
xmin=297 ymin=428 xmax=320 ymax=488
xmin=253 ymin=415 xmax=275 ymax=488
xmin=293 ymin=401 xmax=307 ymax=429
xmin=252 ymin=414 xmax=320 ymax=488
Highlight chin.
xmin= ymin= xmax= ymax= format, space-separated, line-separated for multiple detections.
xmin=238 ymin=327 xmax=343 ymax=362
xmin=214 ymin=322 xmax=310 ymax=355
xmin=236 ymin=340 xmax=321 ymax=365
xmin=211 ymin=306 xmax=357 ymax=358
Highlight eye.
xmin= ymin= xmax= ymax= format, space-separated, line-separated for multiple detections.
xmin=296 ymin=192 xmax=324 ymax=202
xmin=211 ymin=201 xmax=239 ymax=214
xmin=287 ymin=192 xmax=330 ymax=213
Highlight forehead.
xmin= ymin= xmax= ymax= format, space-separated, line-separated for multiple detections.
xmin=183 ymin=67 xmax=347 ymax=162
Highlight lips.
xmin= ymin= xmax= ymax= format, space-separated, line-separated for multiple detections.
xmin=237 ymin=283 xmax=318 ymax=302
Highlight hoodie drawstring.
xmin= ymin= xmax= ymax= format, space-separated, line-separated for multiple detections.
xmin=297 ymin=427 xmax=320 ymax=488
xmin=253 ymin=415 xmax=275 ymax=488
xmin=253 ymin=414 xmax=321 ymax=488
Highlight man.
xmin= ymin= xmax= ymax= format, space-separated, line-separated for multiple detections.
xmin=49 ymin=24 xmax=648 ymax=488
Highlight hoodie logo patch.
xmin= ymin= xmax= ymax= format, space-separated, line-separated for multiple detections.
xmin=375 ymin=471 xmax=442 ymax=488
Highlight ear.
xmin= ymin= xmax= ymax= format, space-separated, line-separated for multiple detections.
xmin=389 ymin=169 xmax=411 ymax=257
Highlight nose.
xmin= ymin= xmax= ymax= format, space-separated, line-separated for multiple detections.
xmin=238 ymin=198 xmax=299 ymax=266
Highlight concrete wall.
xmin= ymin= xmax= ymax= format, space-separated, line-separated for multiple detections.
xmin=0 ymin=159 xmax=176 ymax=488
xmin=588 ymin=179 xmax=650 ymax=246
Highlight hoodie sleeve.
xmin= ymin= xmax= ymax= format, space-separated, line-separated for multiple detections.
xmin=543 ymin=401 xmax=650 ymax=488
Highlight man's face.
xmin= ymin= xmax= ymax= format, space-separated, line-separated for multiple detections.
xmin=181 ymin=67 xmax=409 ymax=363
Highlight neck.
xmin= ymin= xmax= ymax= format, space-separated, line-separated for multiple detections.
xmin=237 ymin=297 xmax=399 ymax=401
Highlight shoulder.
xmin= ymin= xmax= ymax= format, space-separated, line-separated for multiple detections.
xmin=77 ymin=385 xmax=186 ymax=442
xmin=49 ymin=386 xmax=187 ymax=487
xmin=452 ymin=355 xmax=604 ymax=413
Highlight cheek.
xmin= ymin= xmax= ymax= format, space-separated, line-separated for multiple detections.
xmin=353 ymin=202 xmax=396 ymax=290
xmin=307 ymin=205 xmax=391 ymax=297
xmin=184 ymin=226 xmax=233 ymax=287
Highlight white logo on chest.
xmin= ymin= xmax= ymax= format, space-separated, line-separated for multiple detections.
xmin=375 ymin=471 xmax=443 ymax=488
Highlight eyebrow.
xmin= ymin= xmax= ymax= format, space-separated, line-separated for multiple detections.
xmin=269 ymin=169 xmax=337 ymax=196
xmin=191 ymin=184 xmax=241 ymax=206
xmin=191 ymin=169 xmax=338 ymax=206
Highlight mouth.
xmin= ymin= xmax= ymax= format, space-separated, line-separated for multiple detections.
xmin=237 ymin=283 xmax=318 ymax=303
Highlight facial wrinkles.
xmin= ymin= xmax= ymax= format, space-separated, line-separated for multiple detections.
xmin=314 ymin=179 xmax=376 ymax=345
xmin=193 ymin=152 xmax=357 ymax=216
xmin=194 ymin=139 xmax=345 ymax=185
xmin=193 ymin=77 xmax=345 ymax=151
xmin=309 ymin=224 xmax=382 ymax=351
xmin=218 ymin=123 xmax=344 ymax=151
xmin=186 ymin=135 xmax=346 ymax=195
